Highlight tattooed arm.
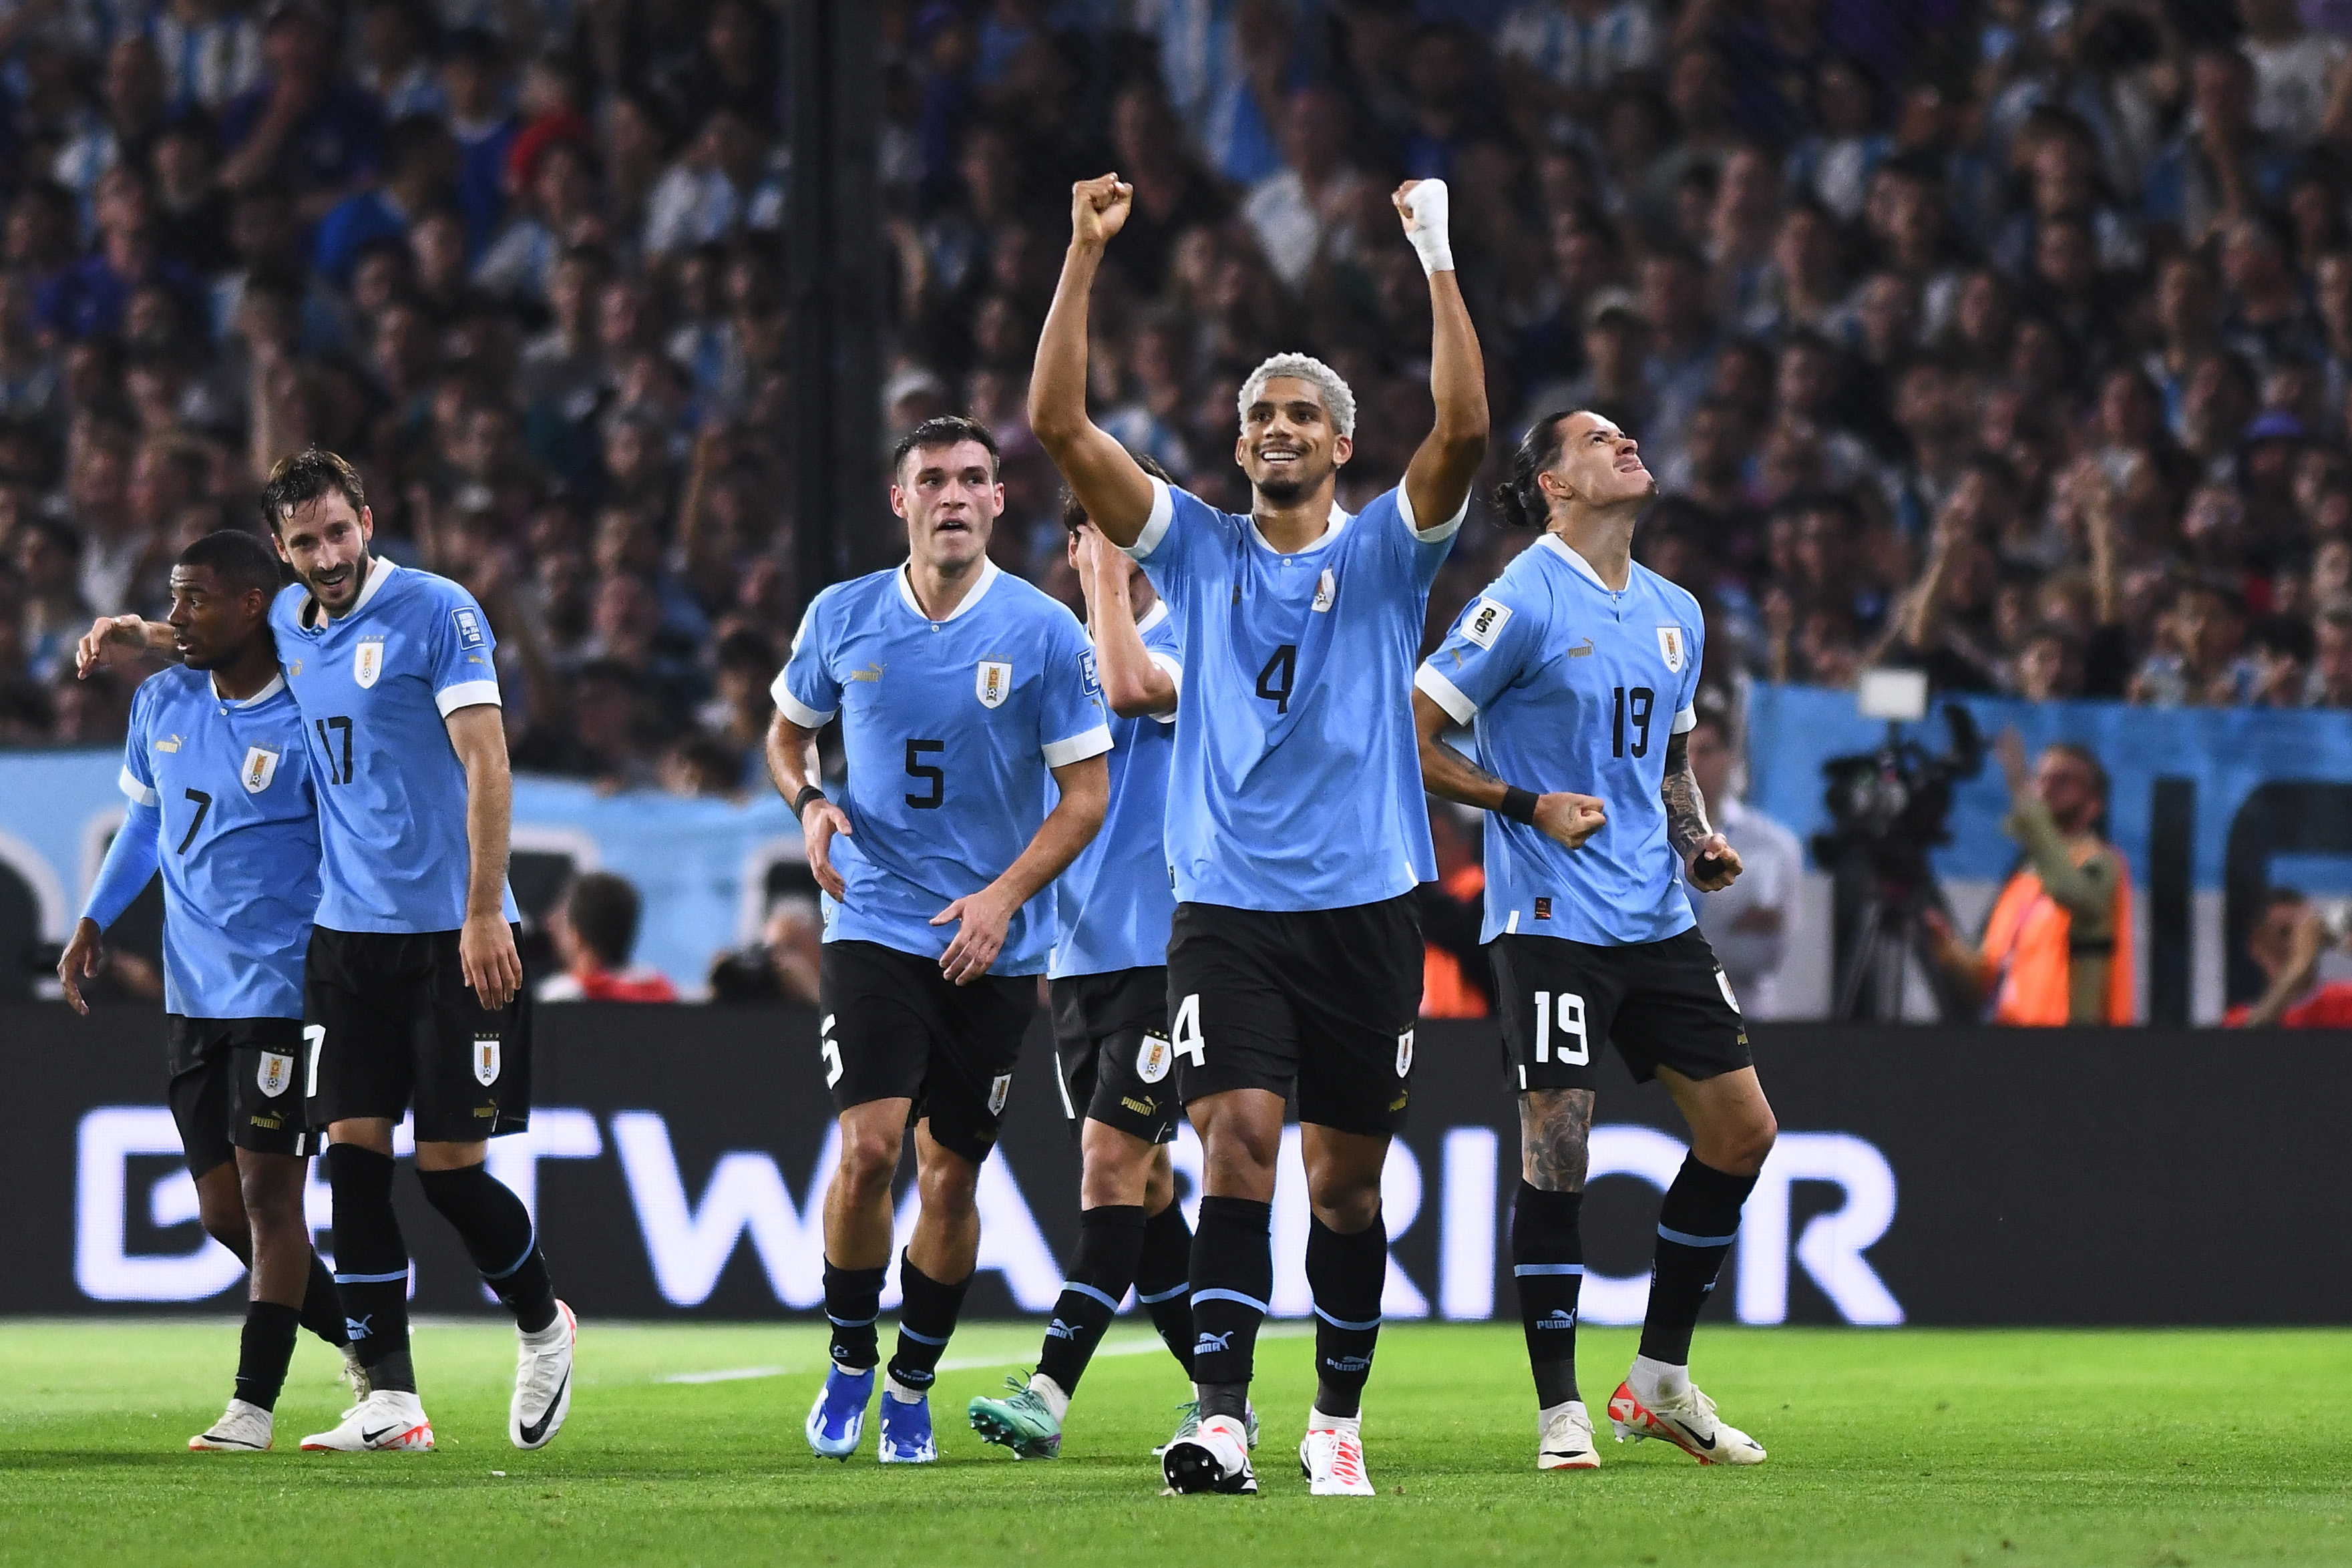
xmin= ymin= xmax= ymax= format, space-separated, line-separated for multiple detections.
xmin=1662 ymin=729 xmax=1742 ymax=892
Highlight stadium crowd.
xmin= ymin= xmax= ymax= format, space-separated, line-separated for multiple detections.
xmin=5 ymin=0 xmax=2352 ymax=790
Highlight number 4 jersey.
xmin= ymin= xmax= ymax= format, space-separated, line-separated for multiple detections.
xmin=112 ymin=665 xmax=321 ymax=1018
xmin=1414 ymin=534 xmax=1706 ymax=947
xmin=273 ymin=558 xmax=518 ymax=934
xmin=775 ymin=558 xmax=1113 ymax=975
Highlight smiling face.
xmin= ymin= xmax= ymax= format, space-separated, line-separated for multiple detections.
xmin=1235 ymin=375 xmax=1351 ymax=506
xmin=166 ymin=562 xmax=268 ymax=669
xmin=892 ymin=438 xmax=1001 ymax=571
xmin=272 ymin=491 xmax=375 ymax=614
xmin=1541 ymin=411 xmax=1658 ymax=512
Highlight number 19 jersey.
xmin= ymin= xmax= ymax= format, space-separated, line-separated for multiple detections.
xmin=1124 ymin=475 xmax=1460 ymax=912
xmin=1414 ymin=534 xmax=1706 ymax=947
xmin=775 ymin=558 xmax=1113 ymax=976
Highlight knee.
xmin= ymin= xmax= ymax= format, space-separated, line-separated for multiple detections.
xmin=1718 ymin=1110 xmax=1777 ymax=1177
xmin=1307 ymin=1179 xmax=1382 ymax=1234
xmin=916 ymin=1157 xmax=978 ymax=1219
xmin=236 ymin=1175 xmax=305 ymax=1234
xmin=834 ymin=1127 xmax=901 ymax=1203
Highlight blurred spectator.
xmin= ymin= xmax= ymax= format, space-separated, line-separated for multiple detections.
xmin=1685 ymin=711 xmax=1800 ymax=1017
xmin=539 ymin=871 xmax=679 ymax=1002
xmin=1924 ymin=731 xmax=2134 ymax=1026
xmin=707 ymin=894 xmax=822 ymax=1005
xmin=2225 ymin=887 xmax=2352 ymax=1026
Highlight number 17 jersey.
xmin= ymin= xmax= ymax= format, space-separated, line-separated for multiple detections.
xmin=1414 ymin=534 xmax=1706 ymax=947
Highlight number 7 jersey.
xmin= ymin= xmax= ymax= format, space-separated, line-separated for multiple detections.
xmin=1414 ymin=534 xmax=1706 ymax=946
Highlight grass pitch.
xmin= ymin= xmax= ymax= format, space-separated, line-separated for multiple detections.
xmin=1 ymin=1320 xmax=2345 ymax=1567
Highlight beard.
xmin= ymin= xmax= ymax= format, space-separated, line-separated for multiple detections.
xmin=1255 ymin=473 xmax=1306 ymax=504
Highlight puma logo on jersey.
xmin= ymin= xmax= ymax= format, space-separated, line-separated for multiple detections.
xmin=849 ymin=662 xmax=884 ymax=682
xmin=1567 ymin=638 xmax=1595 ymax=658
xmin=157 ymin=735 xmax=182 ymax=752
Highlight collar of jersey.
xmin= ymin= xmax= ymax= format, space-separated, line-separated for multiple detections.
xmin=896 ymin=556 xmax=1000 ymax=623
xmin=301 ymin=554 xmax=398 ymax=629
xmin=210 ymin=670 xmax=286 ymax=707
xmin=1135 ymin=598 xmax=1171 ymax=636
xmin=1539 ymin=532 xmax=1619 ymax=592
xmin=1246 ymin=498 xmax=1350 ymax=557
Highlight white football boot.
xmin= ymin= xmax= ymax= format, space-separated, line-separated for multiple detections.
xmin=1607 ymin=1377 xmax=1766 ymax=1465
xmin=1161 ymin=1412 xmax=1255 ymax=1495
xmin=1298 ymin=1413 xmax=1375 ymax=1497
xmin=300 ymin=1390 xmax=435 ymax=1452
xmin=1537 ymin=1400 xmax=1600 ymax=1470
xmin=188 ymin=1398 xmax=272 ymax=1452
xmin=511 ymin=1300 xmax=577 ymax=1450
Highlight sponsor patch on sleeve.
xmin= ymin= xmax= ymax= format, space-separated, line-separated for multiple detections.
xmin=1460 ymin=596 xmax=1511 ymax=649
xmin=451 ymin=607 xmax=487 ymax=649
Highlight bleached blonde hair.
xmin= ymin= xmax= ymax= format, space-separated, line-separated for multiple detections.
xmin=1237 ymin=353 xmax=1357 ymax=439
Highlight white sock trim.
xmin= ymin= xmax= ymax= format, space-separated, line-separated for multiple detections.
xmin=1307 ymin=1406 xmax=1362 ymax=1436
xmin=1628 ymin=1354 xmax=1690 ymax=1402
xmin=884 ymin=1372 xmax=927 ymax=1404
xmin=1028 ymin=1372 xmax=1070 ymax=1422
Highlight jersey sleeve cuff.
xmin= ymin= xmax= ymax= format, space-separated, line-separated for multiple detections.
xmin=1672 ymin=704 xmax=1698 ymax=735
xmin=1146 ymin=650 xmax=1183 ymax=723
xmin=771 ymin=673 xmax=835 ymax=729
xmin=1414 ymin=663 xmax=1478 ymax=725
xmin=1042 ymin=724 xmax=1114 ymax=767
xmin=434 ymin=680 xmax=502 ymax=716
xmin=1397 ymin=484 xmax=1468 ymax=544
xmin=118 ymin=765 xmax=159 ymax=807
xmin=1122 ymin=477 xmax=1176 ymax=561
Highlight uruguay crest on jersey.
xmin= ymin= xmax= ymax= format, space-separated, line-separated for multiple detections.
xmin=353 ymin=636 xmax=386 ymax=689
xmin=241 ymin=745 xmax=280 ymax=793
xmin=1136 ymin=1030 xmax=1172 ymax=1085
xmin=256 ymin=1050 xmax=295 ymax=1098
xmin=975 ymin=659 xmax=1012 ymax=709
xmin=1657 ymin=624 xmax=1686 ymax=672
xmin=473 ymin=1035 xmax=501 ymax=1086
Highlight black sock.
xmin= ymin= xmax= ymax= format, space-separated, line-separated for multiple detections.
xmin=416 ymin=1164 xmax=558 ymax=1333
xmin=233 ymin=1300 xmax=303 ymax=1411
xmin=1308 ymin=1211 xmax=1386 ymax=1419
xmin=325 ymin=1143 xmax=414 ymax=1393
xmin=885 ymin=1251 xmax=970 ymax=1397
xmin=1036 ymin=1203 xmax=1144 ymax=1397
xmin=823 ymin=1259 xmax=886 ymax=1371
xmin=1188 ymin=1195 xmax=1271 ymax=1418
xmin=298 ymin=1251 xmax=348 ymax=1349
xmin=1136 ymin=1199 xmax=1195 ymax=1379
xmin=1511 ymin=1181 xmax=1584 ymax=1408
xmin=1638 ymin=1155 xmax=1758 ymax=1366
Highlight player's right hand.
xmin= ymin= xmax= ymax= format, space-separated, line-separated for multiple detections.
xmin=57 ymin=918 xmax=103 ymax=1016
xmin=1070 ymin=174 xmax=1133 ymax=248
xmin=1533 ymin=791 xmax=1606 ymax=850
xmin=76 ymin=614 xmax=153 ymax=678
xmin=801 ymin=799 xmax=853 ymax=901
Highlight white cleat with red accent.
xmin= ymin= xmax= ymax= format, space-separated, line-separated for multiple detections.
xmin=1537 ymin=1399 xmax=1600 ymax=1470
xmin=1298 ymin=1412 xmax=1376 ymax=1497
xmin=1607 ymin=1378 xmax=1765 ymax=1465
xmin=188 ymin=1398 xmax=272 ymax=1451
xmin=300 ymin=1390 xmax=435 ymax=1452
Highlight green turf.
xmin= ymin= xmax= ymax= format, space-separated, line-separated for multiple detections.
xmin=1 ymin=1320 xmax=2346 ymax=1567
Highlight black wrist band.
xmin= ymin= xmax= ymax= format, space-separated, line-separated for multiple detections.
xmin=1499 ymin=786 xmax=1540 ymax=825
xmin=793 ymin=785 xmax=827 ymax=816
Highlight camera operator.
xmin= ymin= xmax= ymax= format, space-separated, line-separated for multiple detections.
xmin=2225 ymin=890 xmax=2352 ymax=1028
xmin=1921 ymin=730 xmax=2134 ymax=1025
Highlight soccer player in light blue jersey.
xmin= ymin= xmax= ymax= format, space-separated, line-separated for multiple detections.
xmin=81 ymin=450 xmax=574 ymax=1456
xmin=968 ymin=458 xmax=1215 ymax=1462
xmin=769 ymin=415 xmax=1112 ymax=1467
xmin=59 ymin=530 xmax=356 ymax=1453
xmin=1031 ymin=172 xmax=1489 ymax=1497
xmin=1412 ymin=410 xmax=1779 ymax=1472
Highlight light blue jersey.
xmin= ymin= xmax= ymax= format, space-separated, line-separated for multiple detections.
xmin=93 ymin=665 xmax=320 ymax=1019
xmin=1415 ymin=534 xmax=1706 ymax=946
xmin=1125 ymin=475 xmax=1461 ymax=911
xmin=1050 ymin=598 xmax=1183 ymax=979
xmin=775 ymin=558 xmax=1113 ymax=976
xmin=272 ymin=558 xmax=518 ymax=934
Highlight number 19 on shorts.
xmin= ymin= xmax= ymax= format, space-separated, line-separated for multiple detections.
xmin=1532 ymin=991 xmax=1589 ymax=1064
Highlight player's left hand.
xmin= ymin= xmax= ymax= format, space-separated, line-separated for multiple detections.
xmin=932 ymin=887 xmax=1016 ymax=986
xmin=1994 ymin=726 xmax=2029 ymax=795
xmin=1686 ymin=833 xmax=1742 ymax=892
xmin=57 ymin=917 xmax=104 ymax=1016
xmin=459 ymin=912 xmax=523 ymax=1011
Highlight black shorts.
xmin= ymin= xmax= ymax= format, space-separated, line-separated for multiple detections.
xmin=1049 ymin=966 xmax=1179 ymax=1145
xmin=1487 ymin=928 xmax=1752 ymax=1093
xmin=167 ymin=1016 xmax=313 ymax=1175
xmin=1165 ymin=897 xmax=1422 ymax=1137
xmin=304 ymin=925 xmax=534 ymax=1142
xmin=817 ymin=940 xmax=1036 ymax=1165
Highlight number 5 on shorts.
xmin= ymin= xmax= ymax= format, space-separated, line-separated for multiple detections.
xmin=819 ymin=1014 xmax=843 ymax=1088
xmin=1532 ymin=991 xmax=1588 ymax=1065
xmin=1171 ymin=994 xmax=1205 ymax=1067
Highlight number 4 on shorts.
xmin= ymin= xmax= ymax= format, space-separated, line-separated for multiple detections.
xmin=1171 ymin=994 xmax=1205 ymax=1067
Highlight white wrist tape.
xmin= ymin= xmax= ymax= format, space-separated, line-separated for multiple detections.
xmin=1403 ymin=178 xmax=1454 ymax=274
